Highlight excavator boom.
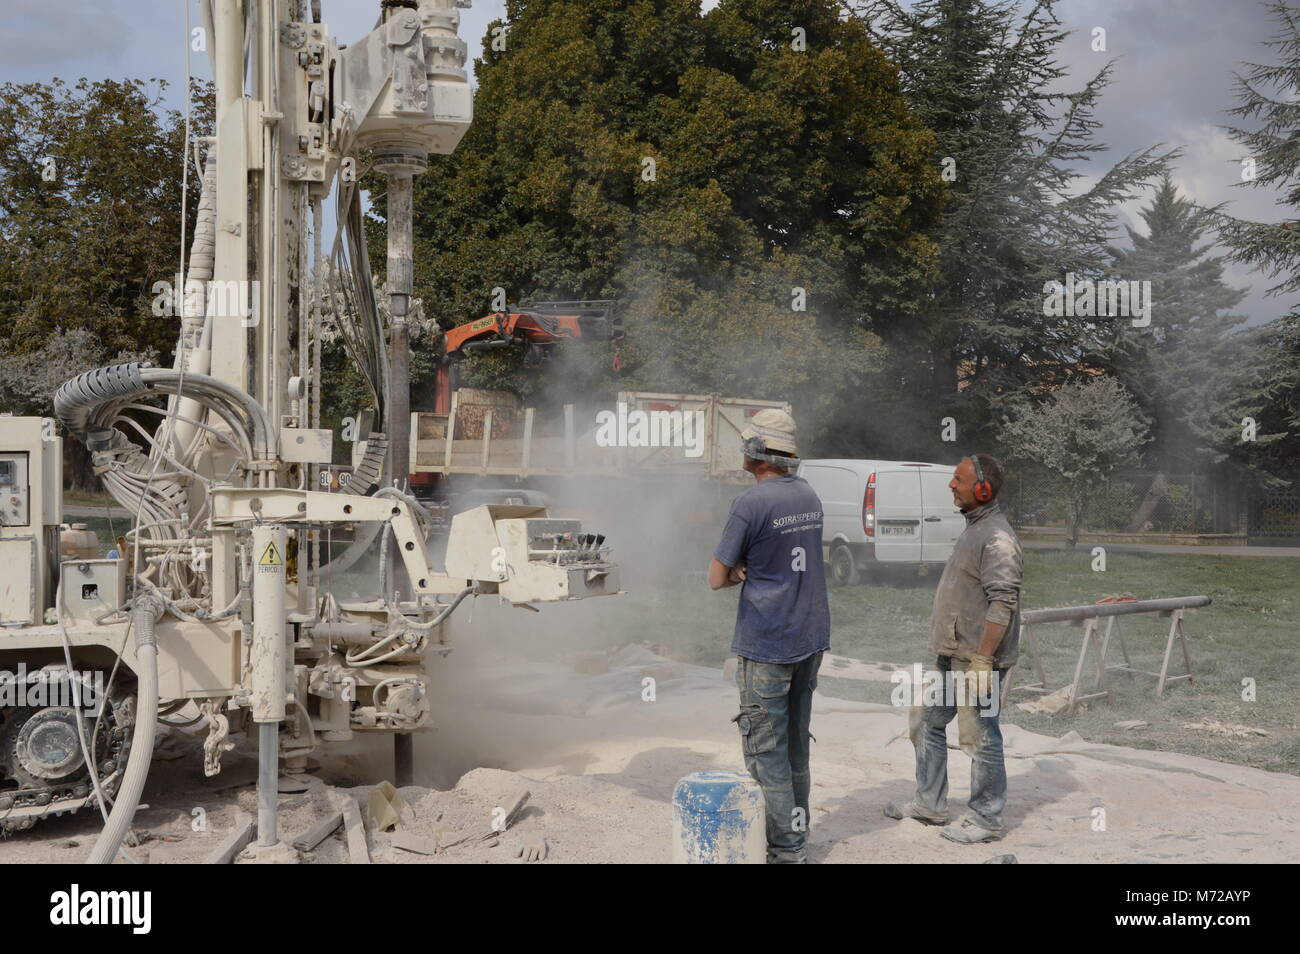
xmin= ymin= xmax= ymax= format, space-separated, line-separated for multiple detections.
xmin=443 ymin=299 xmax=623 ymax=356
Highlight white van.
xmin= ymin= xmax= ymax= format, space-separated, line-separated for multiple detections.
xmin=796 ymin=459 xmax=966 ymax=585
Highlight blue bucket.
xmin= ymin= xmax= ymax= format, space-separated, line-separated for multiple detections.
xmin=671 ymin=770 xmax=765 ymax=864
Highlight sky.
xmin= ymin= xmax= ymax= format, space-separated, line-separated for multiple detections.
xmin=0 ymin=0 xmax=1292 ymax=325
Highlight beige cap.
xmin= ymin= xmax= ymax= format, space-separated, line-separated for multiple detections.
xmin=742 ymin=408 xmax=798 ymax=456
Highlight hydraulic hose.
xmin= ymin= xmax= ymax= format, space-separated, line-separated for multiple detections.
xmin=169 ymin=149 xmax=219 ymax=464
xmin=55 ymin=363 xmax=276 ymax=460
xmin=86 ymin=595 xmax=163 ymax=865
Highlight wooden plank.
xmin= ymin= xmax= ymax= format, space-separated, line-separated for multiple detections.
xmin=563 ymin=404 xmax=575 ymax=468
xmin=1067 ymin=618 xmax=1098 ymax=712
xmin=1157 ymin=610 xmax=1196 ymax=697
xmin=1027 ymin=623 xmax=1047 ymax=688
xmin=522 ymin=407 xmax=534 ymax=476
xmin=1093 ymin=616 xmax=1113 ymax=694
xmin=443 ymin=393 xmax=458 ymax=472
xmin=391 ymin=831 xmax=441 ymax=856
xmin=289 ymin=810 xmax=343 ymax=852
xmin=1114 ymin=617 xmax=1136 ymax=681
xmin=480 ymin=408 xmax=493 ymax=476
xmin=204 ymin=810 xmax=256 ymax=864
xmin=341 ymin=797 xmax=370 ymax=864
xmin=1156 ymin=611 xmax=1177 ymax=698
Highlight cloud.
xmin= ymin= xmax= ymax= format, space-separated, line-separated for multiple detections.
xmin=0 ymin=0 xmax=128 ymax=70
xmin=1051 ymin=0 xmax=1292 ymax=323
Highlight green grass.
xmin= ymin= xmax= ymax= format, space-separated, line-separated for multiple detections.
xmin=63 ymin=489 xmax=117 ymax=508
xmin=608 ymin=551 xmax=1300 ymax=777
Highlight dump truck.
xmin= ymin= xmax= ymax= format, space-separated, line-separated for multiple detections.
xmin=378 ymin=389 xmax=791 ymax=581
xmin=408 ymin=388 xmax=789 ymax=481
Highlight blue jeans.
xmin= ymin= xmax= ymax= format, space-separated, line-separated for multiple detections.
xmin=913 ymin=655 xmax=1007 ymax=830
xmin=733 ymin=651 xmax=823 ymax=863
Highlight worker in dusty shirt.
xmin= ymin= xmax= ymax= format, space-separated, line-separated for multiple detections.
xmin=709 ymin=408 xmax=830 ymax=864
xmin=884 ymin=453 xmax=1023 ymax=844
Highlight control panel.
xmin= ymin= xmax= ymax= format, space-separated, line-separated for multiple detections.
xmin=0 ymin=417 xmax=62 ymax=624
xmin=0 ymin=452 xmax=31 ymax=527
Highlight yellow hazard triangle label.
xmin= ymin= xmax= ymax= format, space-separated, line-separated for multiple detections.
xmin=258 ymin=541 xmax=283 ymax=566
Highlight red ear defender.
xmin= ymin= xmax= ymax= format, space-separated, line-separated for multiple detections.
xmin=970 ymin=454 xmax=993 ymax=504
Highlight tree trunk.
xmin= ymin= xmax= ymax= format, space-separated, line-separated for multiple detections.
xmin=64 ymin=442 xmax=98 ymax=493
xmin=1066 ymin=490 xmax=1087 ymax=550
xmin=932 ymin=348 xmax=959 ymax=396
xmin=1125 ymin=472 xmax=1167 ymax=533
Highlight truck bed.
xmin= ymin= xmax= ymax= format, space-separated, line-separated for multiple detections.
xmin=408 ymin=390 xmax=791 ymax=482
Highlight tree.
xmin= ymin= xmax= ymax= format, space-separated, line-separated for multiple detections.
xmin=1097 ymin=177 xmax=1250 ymax=527
xmin=367 ymin=0 xmax=944 ymax=452
xmin=999 ymin=375 xmax=1149 ymax=548
xmin=0 ymin=78 xmax=211 ymax=487
xmin=855 ymin=0 xmax=1173 ymax=457
xmin=1240 ymin=315 xmax=1300 ymax=477
xmin=1214 ymin=0 xmax=1300 ymax=476
xmin=0 ymin=78 xmax=211 ymax=359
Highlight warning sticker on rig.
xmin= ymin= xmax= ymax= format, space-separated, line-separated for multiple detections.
xmin=258 ymin=541 xmax=283 ymax=567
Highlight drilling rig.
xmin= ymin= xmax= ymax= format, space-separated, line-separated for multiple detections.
xmin=0 ymin=0 xmax=618 ymax=861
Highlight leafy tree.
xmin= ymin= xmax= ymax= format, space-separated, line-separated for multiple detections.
xmin=1241 ymin=315 xmax=1300 ymax=477
xmin=855 ymin=0 xmax=1173 ymax=456
xmin=0 ymin=78 xmax=212 ymax=487
xmin=0 ymin=327 xmax=153 ymax=411
xmin=368 ymin=0 xmax=944 ymax=451
xmin=0 ymin=78 xmax=212 ymax=359
xmin=1095 ymin=177 xmax=1252 ymax=526
xmin=999 ymin=375 xmax=1149 ymax=548
xmin=1214 ymin=0 xmax=1300 ymax=476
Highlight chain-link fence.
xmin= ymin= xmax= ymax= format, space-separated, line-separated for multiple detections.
xmin=1248 ymin=485 xmax=1300 ymax=541
xmin=1003 ymin=469 xmax=1251 ymax=537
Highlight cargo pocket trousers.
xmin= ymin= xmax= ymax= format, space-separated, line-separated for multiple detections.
xmin=733 ymin=651 xmax=823 ymax=864
xmin=913 ymin=655 xmax=1008 ymax=831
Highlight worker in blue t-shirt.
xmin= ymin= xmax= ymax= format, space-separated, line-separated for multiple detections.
xmin=709 ymin=408 xmax=830 ymax=864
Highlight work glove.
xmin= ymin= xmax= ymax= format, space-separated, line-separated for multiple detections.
xmin=970 ymin=653 xmax=999 ymax=698
xmin=515 ymin=834 xmax=548 ymax=863
xmin=957 ymin=655 xmax=995 ymax=756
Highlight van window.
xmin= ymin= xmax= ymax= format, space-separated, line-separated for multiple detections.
xmin=803 ymin=465 xmax=857 ymax=505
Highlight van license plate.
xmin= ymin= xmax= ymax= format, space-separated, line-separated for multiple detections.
xmin=881 ymin=526 xmax=913 ymax=536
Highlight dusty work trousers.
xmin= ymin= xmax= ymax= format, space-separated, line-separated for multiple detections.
xmin=733 ymin=651 xmax=823 ymax=864
xmin=912 ymin=655 xmax=1007 ymax=831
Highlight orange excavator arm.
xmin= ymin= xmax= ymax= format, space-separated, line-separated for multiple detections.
xmin=443 ymin=310 xmax=588 ymax=357
xmin=434 ymin=301 xmax=623 ymax=414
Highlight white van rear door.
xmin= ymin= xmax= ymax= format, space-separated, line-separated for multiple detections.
xmin=798 ymin=463 xmax=860 ymax=546
xmin=874 ymin=468 xmax=922 ymax=561
xmin=919 ymin=467 xmax=964 ymax=562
